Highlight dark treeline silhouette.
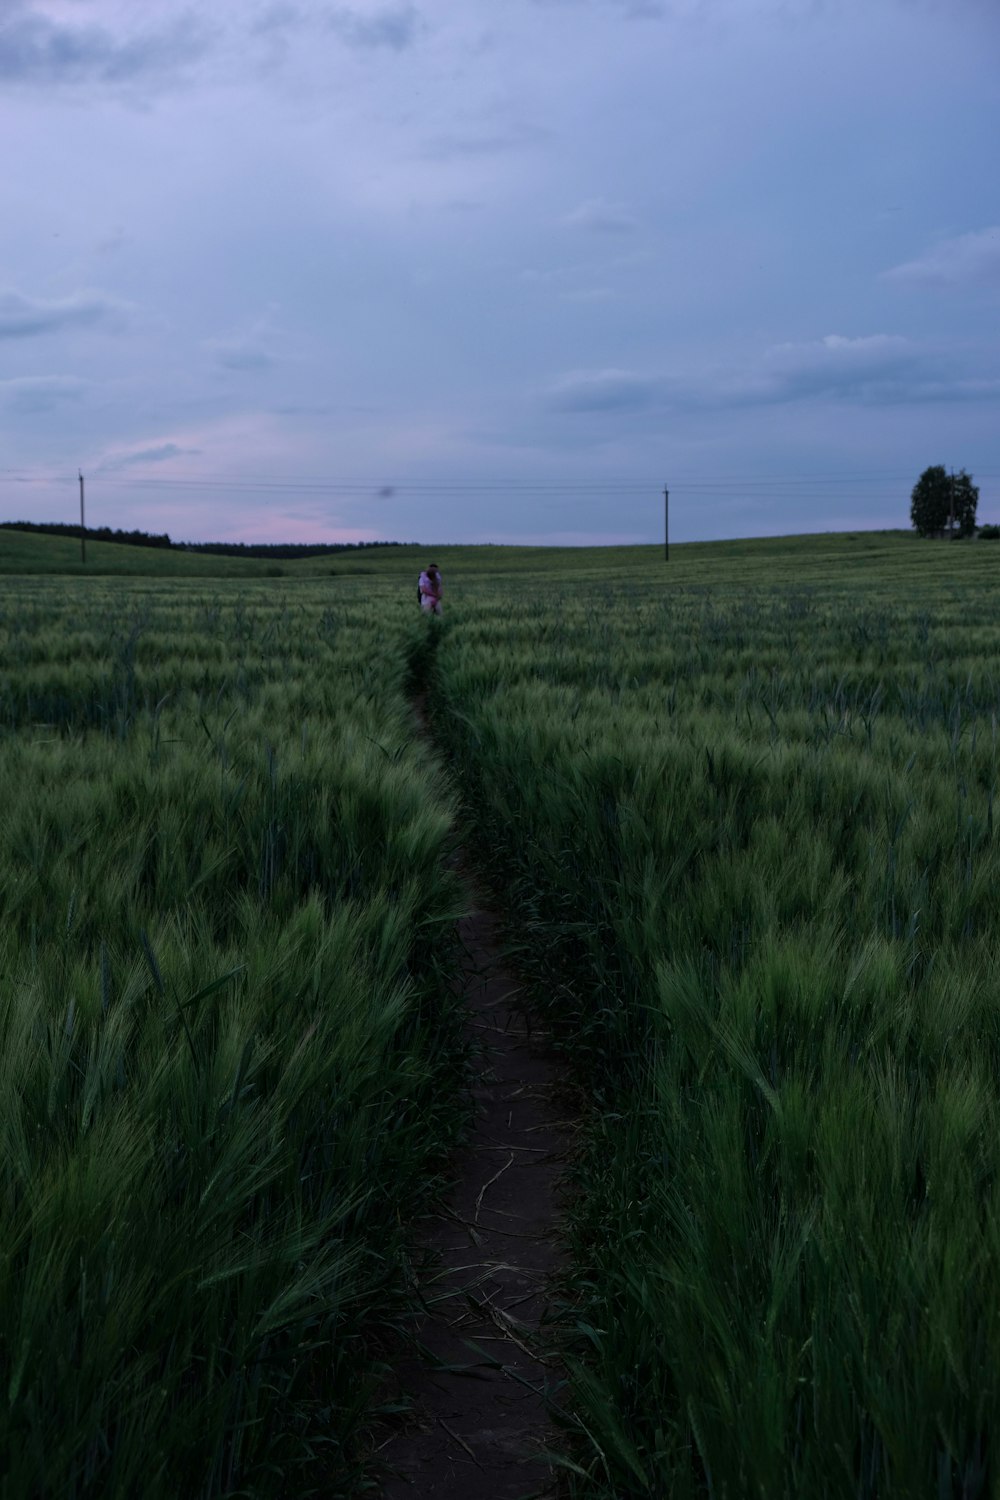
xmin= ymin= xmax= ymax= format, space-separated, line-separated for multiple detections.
xmin=2 ymin=520 xmax=172 ymax=549
xmin=1 ymin=521 xmax=406 ymax=558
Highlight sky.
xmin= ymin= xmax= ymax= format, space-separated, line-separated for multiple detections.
xmin=1 ymin=0 xmax=998 ymax=547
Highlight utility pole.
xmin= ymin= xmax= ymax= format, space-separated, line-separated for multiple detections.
xmin=79 ymin=471 xmax=86 ymax=564
xmin=949 ymin=469 xmax=955 ymax=540
xmin=664 ymin=485 xmax=669 ymax=562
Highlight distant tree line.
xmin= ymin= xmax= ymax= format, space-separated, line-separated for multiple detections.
xmin=1 ymin=520 xmax=173 ymax=549
xmin=0 ymin=521 xmax=407 ymax=557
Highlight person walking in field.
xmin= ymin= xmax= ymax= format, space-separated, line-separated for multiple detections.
xmin=418 ymin=562 xmax=443 ymax=615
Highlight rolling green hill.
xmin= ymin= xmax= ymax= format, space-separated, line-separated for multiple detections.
xmin=3 ymin=522 xmax=995 ymax=590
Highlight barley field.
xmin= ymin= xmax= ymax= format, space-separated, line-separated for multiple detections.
xmin=427 ymin=531 xmax=1000 ymax=1499
xmin=3 ymin=525 xmax=1000 ymax=1498
xmin=0 ymin=560 xmax=463 ymax=1498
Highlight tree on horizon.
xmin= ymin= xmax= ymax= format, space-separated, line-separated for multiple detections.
xmin=910 ymin=466 xmax=979 ymax=538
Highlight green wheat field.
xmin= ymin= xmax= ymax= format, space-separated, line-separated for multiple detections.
xmin=2 ymin=523 xmax=999 ymax=1498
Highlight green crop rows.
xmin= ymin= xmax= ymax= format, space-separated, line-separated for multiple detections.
xmin=429 ymin=535 xmax=1000 ymax=1500
xmin=3 ymin=528 xmax=1000 ymax=1498
xmin=0 ymin=574 xmax=463 ymax=1499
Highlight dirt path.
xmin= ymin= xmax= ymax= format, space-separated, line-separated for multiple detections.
xmin=374 ymin=704 xmax=573 ymax=1498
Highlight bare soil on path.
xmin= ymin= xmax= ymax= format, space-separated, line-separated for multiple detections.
xmin=374 ymin=703 xmax=574 ymax=1499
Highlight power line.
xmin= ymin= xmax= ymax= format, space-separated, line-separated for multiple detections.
xmin=4 ymin=469 xmax=998 ymax=493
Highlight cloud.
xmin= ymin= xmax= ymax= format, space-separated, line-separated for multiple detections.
xmin=529 ymin=0 xmax=666 ymax=13
xmin=324 ymin=4 xmax=422 ymax=49
xmin=560 ymin=198 xmax=639 ymax=233
xmin=544 ymin=368 xmax=661 ymax=412
xmin=0 ymin=288 xmax=131 ymax=339
xmin=95 ymin=225 xmax=130 ymax=256
xmin=673 ymin=334 xmax=991 ymax=409
xmin=544 ymin=336 xmax=1000 ymax=415
xmin=714 ymin=334 xmax=1000 ymax=407
xmin=884 ymin=227 xmax=1000 ymax=288
xmin=560 ymin=287 xmax=616 ymax=302
xmin=0 ymin=7 xmax=211 ymax=86
xmin=98 ymin=443 xmax=203 ymax=471
xmin=252 ymin=1 xmax=422 ymax=49
xmin=0 ymin=375 xmax=86 ymax=413
xmin=740 ymin=333 xmax=921 ymax=404
xmin=529 ymin=0 xmax=709 ymax=16
xmin=204 ymin=313 xmax=280 ymax=372
xmin=271 ymin=402 xmax=336 ymax=416
xmin=613 ymin=0 xmax=668 ymax=17
xmin=252 ymin=2 xmax=303 ymax=34
xmin=208 ymin=342 xmax=275 ymax=371
xmin=421 ymin=119 xmax=551 ymax=159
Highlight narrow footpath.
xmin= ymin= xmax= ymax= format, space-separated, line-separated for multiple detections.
xmin=375 ymin=699 xmax=574 ymax=1499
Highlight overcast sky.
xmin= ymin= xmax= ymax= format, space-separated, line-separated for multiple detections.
xmin=1 ymin=0 xmax=998 ymax=546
